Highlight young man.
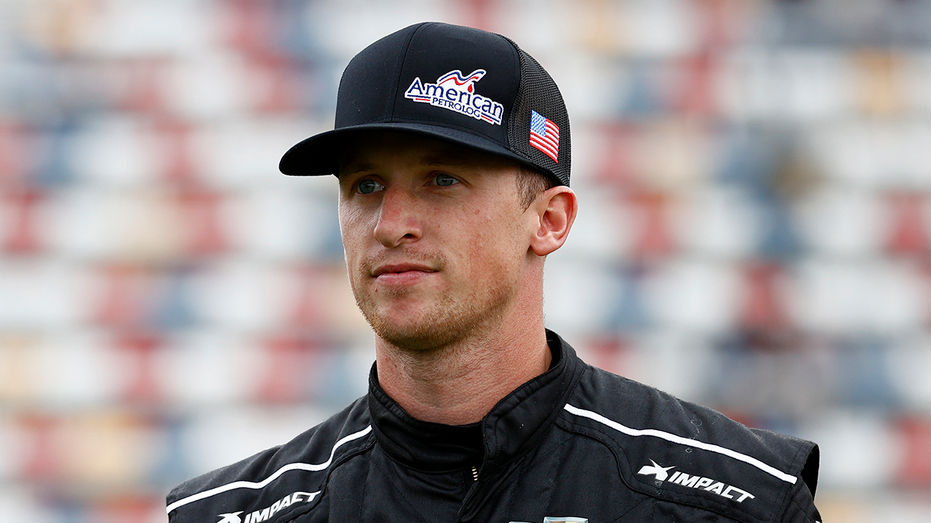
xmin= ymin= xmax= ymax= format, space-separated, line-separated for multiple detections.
xmin=167 ymin=22 xmax=822 ymax=523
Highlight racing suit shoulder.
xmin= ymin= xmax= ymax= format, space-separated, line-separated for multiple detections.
xmin=166 ymin=397 xmax=373 ymax=523
xmin=559 ymin=364 xmax=821 ymax=523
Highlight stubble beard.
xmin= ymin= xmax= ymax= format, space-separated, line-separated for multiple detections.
xmin=351 ymin=268 xmax=516 ymax=354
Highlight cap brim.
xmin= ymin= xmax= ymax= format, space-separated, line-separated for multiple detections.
xmin=279 ymin=122 xmax=535 ymax=177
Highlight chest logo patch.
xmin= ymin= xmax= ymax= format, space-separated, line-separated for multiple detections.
xmin=637 ymin=459 xmax=674 ymax=481
xmin=216 ymin=491 xmax=319 ymax=523
xmin=509 ymin=518 xmax=588 ymax=523
xmin=638 ymin=459 xmax=756 ymax=503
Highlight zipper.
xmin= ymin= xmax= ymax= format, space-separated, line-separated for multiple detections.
xmin=459 ymin=465 xmax=483 ymax=520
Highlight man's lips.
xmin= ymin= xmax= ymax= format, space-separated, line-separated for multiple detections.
xmin=371 ymin=263 xmax=438 ymax=283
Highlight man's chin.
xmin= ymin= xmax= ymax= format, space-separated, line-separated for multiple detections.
xmin=354 ymin=289 xmax=487 ymax=352
xmin=363 ymin=305 xmax=475 ymax=352
xmin=370 ymin=321 xmax=461 ymax=353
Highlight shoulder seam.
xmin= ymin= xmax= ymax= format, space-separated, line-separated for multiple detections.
xmin=563 ymin=404 xmax=797 ymax=485
xmin=166 ymin=425 xmax=373 ymax=515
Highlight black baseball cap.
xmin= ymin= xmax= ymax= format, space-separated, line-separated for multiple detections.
xmin=279 ymin=22 xmax=571 ymax=186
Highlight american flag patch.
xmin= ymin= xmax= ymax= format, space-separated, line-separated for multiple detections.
xmin=529 ymin=110 xmax=560 ymax=163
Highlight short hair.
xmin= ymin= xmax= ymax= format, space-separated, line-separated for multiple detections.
xmin=516 ymin=165 xmax=557 ymax=210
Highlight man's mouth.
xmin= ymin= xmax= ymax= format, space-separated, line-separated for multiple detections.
xmin=371 ymin=263 xmax=438 ymax=285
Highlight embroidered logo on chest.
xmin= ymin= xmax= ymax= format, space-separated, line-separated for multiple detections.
xmin=217 ymin=491 xmax=319 ymax=523
xmin=509 ymin=517 xmax=588 ymax=523
xmin=638 ymin=459 xmax=756 ymax=503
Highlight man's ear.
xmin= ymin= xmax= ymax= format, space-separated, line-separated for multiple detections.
xmin=529 ymin=186 xmax=578 ymax=256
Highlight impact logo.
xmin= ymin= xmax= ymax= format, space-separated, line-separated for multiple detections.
xmin=216 ymin=491 xmax=318 ymax=523
xmin=638 ymin=460 xmax=674 ymax=481
xmin=405 ymin=69 xmax=504 ymax=125
xmin=510 ymin=517 xmax=588 ymax=523
xmin=637 ymin=460 xmax=756 ymax=503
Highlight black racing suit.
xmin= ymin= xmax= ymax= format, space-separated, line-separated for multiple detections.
xmin=167 ymin=331 xmax=821 ymax=523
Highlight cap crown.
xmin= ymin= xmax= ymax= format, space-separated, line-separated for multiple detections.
xmin=280 ymin=22 xmax=570 ymax=186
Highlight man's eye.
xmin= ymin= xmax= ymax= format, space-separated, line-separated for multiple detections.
xmin=356 ymin=179 xmax=384 ymax=194
xmin=434 ymin=174 xmax=459 ymax=187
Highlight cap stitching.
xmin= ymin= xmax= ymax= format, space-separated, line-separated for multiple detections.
xmin=388 ymin=22 xmax=432 ymax=123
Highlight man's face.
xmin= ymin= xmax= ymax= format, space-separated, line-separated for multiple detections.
xmin=337 ymin=131 xmax=538 ymax=351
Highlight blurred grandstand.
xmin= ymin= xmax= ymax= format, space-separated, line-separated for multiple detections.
xmin=1 ymin=1 xmax=930 ymax=521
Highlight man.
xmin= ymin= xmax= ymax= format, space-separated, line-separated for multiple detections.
xmin=167 ymin=22 xmax=821 ymax=523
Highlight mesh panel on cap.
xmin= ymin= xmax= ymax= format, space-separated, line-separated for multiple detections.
xmin=506 ymin=45 xmax=571 ymax=186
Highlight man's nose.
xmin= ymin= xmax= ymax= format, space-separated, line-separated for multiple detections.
xmin=373 ymin=186 xmax=422 ymax=247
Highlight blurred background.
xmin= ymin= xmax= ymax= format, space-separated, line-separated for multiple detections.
xmin=1 ymin=0 xmax=930 ymax=521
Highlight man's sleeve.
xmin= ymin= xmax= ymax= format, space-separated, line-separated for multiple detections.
xmin=779 ymin=444 xmax=822 ymax=523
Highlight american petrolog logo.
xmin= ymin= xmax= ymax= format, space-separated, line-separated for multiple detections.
xmin=404 ymin=69 xmax=504 ymax=125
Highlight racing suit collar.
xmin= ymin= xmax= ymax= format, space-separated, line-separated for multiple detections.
xmin=367 ymin=330 xmax=583 ymax=474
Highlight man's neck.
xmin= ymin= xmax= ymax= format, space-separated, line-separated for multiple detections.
xmin=374 ymin=323 xmax=551 ymax=425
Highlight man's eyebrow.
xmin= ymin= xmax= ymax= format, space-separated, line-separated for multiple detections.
xmin=339 ymin=161 xmax=375 ymax=177
xmin=420 ymin=151 xmax=474 ymax=168
xmin=341 ymin=152 xmax=474 ymax=175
